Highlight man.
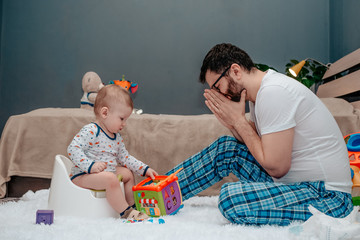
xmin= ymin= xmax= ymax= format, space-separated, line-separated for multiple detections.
xmin=167 ymin=43 xmax=353 ymax=226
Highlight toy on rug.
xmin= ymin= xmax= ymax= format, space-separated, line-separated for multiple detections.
xmin=36 ymin=210 xmax=54 ymax=225
xmin=132 ymin=168 xmax=183 ymax=217
xmin=80 ymin=71 xmax=104 ymax=110
xmin=109 ymin=75 xmax=138 ymax=93
xmin=123 ymin=217 xmax=165 ymax=224
xmin=344 ymin=132 xmax=360 ymax=205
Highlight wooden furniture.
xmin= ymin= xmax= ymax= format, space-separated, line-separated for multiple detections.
xmin=318 ymin=48 xmax=360 ymax=109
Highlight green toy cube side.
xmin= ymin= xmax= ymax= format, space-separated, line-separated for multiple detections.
xmin=133 ymin=190 xmax=167 ymax=217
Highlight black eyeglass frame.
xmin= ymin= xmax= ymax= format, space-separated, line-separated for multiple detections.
xmin=211 ymin=66 xmax=231 ymax=91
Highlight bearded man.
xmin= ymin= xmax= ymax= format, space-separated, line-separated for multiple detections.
xmin=167 ymin=43 xmax=353 ymax=226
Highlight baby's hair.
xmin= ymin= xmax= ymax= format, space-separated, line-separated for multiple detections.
xmin=94 ymin=84 xmax=133 ymax=117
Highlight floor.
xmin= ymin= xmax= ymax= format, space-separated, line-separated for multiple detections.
xmin=1 ymin=176 xmax=50 ymax=204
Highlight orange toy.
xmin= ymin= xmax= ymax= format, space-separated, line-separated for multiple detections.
xmin=109 ymin=75 xmax=138 ymax=93
xmin=344 ymin=132 xmax=360 ymax=168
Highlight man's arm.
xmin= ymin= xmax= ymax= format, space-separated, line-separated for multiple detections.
xmin=234 ymin=117 xmax=293 ymax=178
xmin=204 ymin=89 xmax=293 ymax=178
xmin=226 ymin=119 xmax=256 ymax=143
xmin=205 ymin=101 xmax=255 ymax=143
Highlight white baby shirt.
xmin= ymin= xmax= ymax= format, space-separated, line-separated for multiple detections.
xmin=67 ymin=123 xmax=148 ymax=180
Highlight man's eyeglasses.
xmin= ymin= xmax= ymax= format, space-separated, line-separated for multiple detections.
xmin=211 ymin=66 xmax=231 ymax=91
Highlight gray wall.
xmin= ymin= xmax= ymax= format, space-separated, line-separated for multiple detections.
xmin=0 ymin=0 xmax=356 ymax=133
xmin=329 ymin=0 xmax=360 ymax=62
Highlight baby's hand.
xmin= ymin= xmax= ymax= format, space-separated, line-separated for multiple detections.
xmin=91 ymin=162 xmax=107 ymax=173
xmin=146 ymin=168 xmax=158 ymax=180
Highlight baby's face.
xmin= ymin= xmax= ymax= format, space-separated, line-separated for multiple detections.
xmin=103 ymin=103 xmax=132 ymax=134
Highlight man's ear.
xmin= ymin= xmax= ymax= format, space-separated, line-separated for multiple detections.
xmin=230 ymin=63 xmax=242 ymax=81
xmin=99 ymin=107 xmax=109 ymax=119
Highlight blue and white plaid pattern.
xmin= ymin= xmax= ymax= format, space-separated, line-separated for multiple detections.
xmin=167 ymin=136 xmax=353 ymax=226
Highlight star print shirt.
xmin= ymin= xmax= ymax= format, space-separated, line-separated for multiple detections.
xmin=67 ymin=123 xmax=149 ymax=180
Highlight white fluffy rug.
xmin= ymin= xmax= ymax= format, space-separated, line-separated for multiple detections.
xmin=0 ymin=189 xmax=359 ymax=240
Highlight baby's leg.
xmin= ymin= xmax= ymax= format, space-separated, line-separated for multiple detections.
xmin=115 ymin=167 xmax=149 ymax=220
xmin=115 ymin=166 xmax=135 ymax=206
xmin=72 ymin=172 xmax=128 ymax=213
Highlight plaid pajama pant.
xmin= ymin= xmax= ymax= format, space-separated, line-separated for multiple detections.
xmin=167 ymin=136 xmax=353 ymax=226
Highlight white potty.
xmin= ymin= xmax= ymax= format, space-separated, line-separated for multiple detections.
xmin=48 ymin=154 xmax=124 ymax=218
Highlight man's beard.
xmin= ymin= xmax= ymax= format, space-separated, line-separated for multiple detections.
xmin=226 ymin=77 xmax=244 ymax=102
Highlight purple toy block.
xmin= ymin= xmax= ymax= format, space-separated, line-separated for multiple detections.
xmin=36 ymin=210 xmax=54 ymax=225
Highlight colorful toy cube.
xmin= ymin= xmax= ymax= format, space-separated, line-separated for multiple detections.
xmin=36 ymin=210 xmax=54 ymax=225
xmin=132 ymin=169 xmax=183 ymax=217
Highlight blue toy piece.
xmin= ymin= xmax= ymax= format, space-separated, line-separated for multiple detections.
xmin=346 ymin=133 xmax=360 ymax=152
xmin=36 ymin=210 xmax=54 ymax=225
xmin=122 ymin=217 xmax=165 ymax=224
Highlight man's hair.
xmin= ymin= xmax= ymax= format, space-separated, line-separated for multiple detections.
xmin=199 ymin=43 xmax=255 ymax=83
xmin=94 ymin=84 xmax=133 ymax=117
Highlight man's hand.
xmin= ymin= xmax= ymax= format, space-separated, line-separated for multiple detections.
xmin=145 ymin=168 xmax=158 ymax=180
xmin=204 ymin=89 xmax=247 ymax=129
xmin=90 ymin=162 xmax=107 ymax=173
xmin=204 ymin=88 xmax=293 ymax=179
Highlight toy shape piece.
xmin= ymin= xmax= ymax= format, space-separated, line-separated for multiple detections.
xmin=347 ymin=134 xmax=360 ymax=152
xmin=36 ymin=210 xmax=54 ymax=225
xmin=80 ymin=71 xmax=104 ymax=110
xmin=130 ymin=83 xmax=138 ymax=93
xmin=344 ymin=132 xmax=360 ymax=168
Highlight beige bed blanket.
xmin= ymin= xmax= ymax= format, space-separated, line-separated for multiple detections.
xmin=0 ymin=108 xmax=231 ymax=198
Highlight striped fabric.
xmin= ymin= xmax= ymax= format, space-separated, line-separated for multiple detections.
xmin=167 ymin=136 xmax=353 ymax=226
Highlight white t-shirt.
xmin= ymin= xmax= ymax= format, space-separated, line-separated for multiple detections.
xmin=249 ymin=70 xmax=352 ymax=194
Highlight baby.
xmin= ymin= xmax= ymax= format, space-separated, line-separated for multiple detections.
xmin=67 ymin=84 xmax=158 ymax=220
